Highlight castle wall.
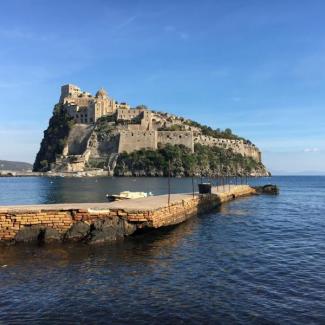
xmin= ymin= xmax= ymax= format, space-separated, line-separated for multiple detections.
xmin=194 ymin=135 xmax=261 ymax=162
xmin=116 ymin=103 xmax=130 ymax=110
xmin=140 ymin=110 xmax=152 ymax=130
xmin=118 ymin=130 xmax=157 ymax=153
xmin=127 ymin=124 xmax=145 ymax=131
xmin=157 ymin=131 xmax=194 ymax=152
xmin=67 ymin=106 xmax=90 ymax=124
xmin=65 ymin=96 xmax=92 ymax=107
xmin=117 ymin=108 xmax=142 ymax=121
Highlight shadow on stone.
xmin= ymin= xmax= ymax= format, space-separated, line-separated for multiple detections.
xmin=43 ymin=228 xmax=62 ymax=243
xmin=15 ymin=226 xmax=43 ymax=243
xmin=88 ymin=217 xmax=135 ymax=244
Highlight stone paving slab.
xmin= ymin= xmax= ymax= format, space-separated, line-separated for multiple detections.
xmin=0 ymin=193 xmax=194 ymax=213
xmin=0 ymin=185 xmax=251 ymax=213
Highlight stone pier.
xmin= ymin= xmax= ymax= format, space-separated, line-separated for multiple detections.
xmin=0 ymin=185 xmax=256 ymax=245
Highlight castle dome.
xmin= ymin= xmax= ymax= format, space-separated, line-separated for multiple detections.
xmin=95 ymin=88 xmax=108 ymax=99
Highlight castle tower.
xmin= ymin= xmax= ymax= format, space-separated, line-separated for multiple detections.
xmin=93 ymin=87 xmax=116 ymax=121
xmin=60 ymin=84 xmax=81 ymax=103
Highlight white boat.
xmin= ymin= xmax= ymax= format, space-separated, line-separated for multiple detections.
xmin=106 ymin=191 xmax=153 ymax=202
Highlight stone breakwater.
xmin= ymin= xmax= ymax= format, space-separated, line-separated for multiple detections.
xmin=0 ymin=185 xmax=256 ymax=245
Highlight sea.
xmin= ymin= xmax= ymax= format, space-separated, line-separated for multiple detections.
xmin=0 ymin=176 xmax=324 ymax=324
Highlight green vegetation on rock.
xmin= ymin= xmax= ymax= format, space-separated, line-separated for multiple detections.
xmin=115 ymin=143 xmax=266 ymax=177
xmin=33 ymin=104 xmax=74 ymax=171
xmin=184 ymin=120 xmax=251 ymax=143
xmin=95 ymin=115 xmax=116 ymax=141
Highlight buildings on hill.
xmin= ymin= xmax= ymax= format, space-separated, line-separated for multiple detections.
xmin=60 ymin=84 xmax=130 ymax=124
xmin=46 ymin=84 xmax=262 ymax=172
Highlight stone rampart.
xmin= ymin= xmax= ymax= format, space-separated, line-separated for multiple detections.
xmin=194 ymin=135 xmax=261 ymax=162
xmin=157 ymin=131 xmax=194 ymax=152
xmin=118 ymin=130 xmax=157 ymax=153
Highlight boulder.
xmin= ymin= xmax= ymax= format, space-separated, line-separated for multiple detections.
xmin=88 ymin=217 xmax=126 ymax=244
xmin=123 ymin=220 xmax=137 ymax=236
xmin=254 ymin=184 xmax=279 ymax=195
xmin=64 ymin=222 xmax=90 ymax=241
xmin=15 ymin=226 xmax=43 ymax=243
xmin=43 ymin=228 xmax=62 ymax=243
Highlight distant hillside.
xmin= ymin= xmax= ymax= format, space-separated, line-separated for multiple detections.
xmin=0 ymin=160 xmax=33 ymax=171
xmin=271 ymin=170 xmax=325 ymax=176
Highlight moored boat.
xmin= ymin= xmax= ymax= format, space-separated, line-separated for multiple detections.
xmin=106 ymin=191 xmax=153 ymax=202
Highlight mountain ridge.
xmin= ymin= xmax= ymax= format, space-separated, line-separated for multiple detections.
xmin=0 ymin=160 xmax=33 ymax=171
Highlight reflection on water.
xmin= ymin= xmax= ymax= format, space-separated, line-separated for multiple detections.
xmin=1 ymin=177 xmax=325 ymax=324
xmin=0 ymin=218 xmax=199 ymax=269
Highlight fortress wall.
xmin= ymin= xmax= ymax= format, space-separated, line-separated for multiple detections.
xmin=157 ymin=131 xmax=194 ymax=152
xmin=194 ymin=135 xmax=261 ymax=162
xmin=118 ymin=130 xmax=157 ymax=153
xmin=127 ymin=124 xmax=146 ymax=131
xmin=117 ymin=108 xmax=143 ymax=121
xmin=63 ymin=93 xmax=93 ymax=111
xmin=140 ymin=110 xmax=153 ymax=129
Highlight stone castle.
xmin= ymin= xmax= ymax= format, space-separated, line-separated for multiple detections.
xmin=51 ymin=84 xmax=262 ymax=172
xmin=60 ymin=84 xmax=130 ymax=124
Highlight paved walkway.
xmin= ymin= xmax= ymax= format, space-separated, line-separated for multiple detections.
xmin=0 ymin=185 xmax=251 ymax=213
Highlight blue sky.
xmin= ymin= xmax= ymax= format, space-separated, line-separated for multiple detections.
xmin=0 ymin=0 xmax=324 ymax=174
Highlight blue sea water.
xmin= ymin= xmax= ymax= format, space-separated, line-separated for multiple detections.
xmin=0 ymin=176 xmax=325 ymax=324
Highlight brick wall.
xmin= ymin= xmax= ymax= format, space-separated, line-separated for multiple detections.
xmin=0 ymin=186 xmax=256 ymax=244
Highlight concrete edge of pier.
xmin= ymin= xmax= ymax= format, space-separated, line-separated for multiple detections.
xmin=0 ymin=185 xmax=256 ymax=244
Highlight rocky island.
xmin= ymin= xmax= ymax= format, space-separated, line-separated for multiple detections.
xmin=33 ymin=84 xmax=269 ymax=177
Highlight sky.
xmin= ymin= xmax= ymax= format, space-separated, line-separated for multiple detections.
xmin=0 ymin=0 xmax=324 ymax=174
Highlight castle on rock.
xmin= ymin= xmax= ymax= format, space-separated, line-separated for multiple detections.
xmin=50 ymin=84 xmax=261 ymax=172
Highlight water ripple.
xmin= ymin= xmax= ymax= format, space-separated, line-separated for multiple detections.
xmin=0 ymin=176 xmax=325 ymax=323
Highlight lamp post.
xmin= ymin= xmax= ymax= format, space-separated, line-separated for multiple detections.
xmin=190 ymin=166 xmax=195 ymax=198
xmin=168 ymin=159 xmax=171 ymax=206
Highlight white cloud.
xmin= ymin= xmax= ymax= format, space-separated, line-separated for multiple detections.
xmin=304 ymin=147 xmax=320 ymax=152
